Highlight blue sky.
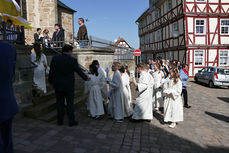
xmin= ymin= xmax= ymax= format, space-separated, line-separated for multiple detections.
xmin=61 ymin=0 xmax=148 ymax=49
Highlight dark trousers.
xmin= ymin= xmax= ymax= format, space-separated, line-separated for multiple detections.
xmin=55 ymin=91 xmax=75 ymax=125
xmin=0 ymin=119 xmax=13 ymax=153
xmin=182 ymin=88 xmax=188 ymax=106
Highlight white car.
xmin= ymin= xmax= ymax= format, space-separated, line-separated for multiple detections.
xmin=194 ymin=66 xmax=229 ymax=88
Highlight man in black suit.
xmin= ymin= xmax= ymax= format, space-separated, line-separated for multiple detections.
xmin=34 ymin=28 xmax=41 ymax=43
xmin=52 ymin=24 xmax=65 ymax=47
xmin=48 ymin=45 xmax=89 ymax=126
xmin=0 ymin=40 xmax=19 ymax=153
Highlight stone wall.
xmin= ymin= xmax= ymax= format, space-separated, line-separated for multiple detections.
xmin=58 ymin=8 xmax=74 ymax=41
xmin=73 ymin=48 xmax=115 ymax=77
xmin=25 ymin=0 xmax=75 ymax=44
xmin=14 ymin=46 xmax=115 ymax=109
xmin=14 ymin=45 xmax=33 ymax=108
xmin=25 ymin=0 xmax=58 ymax=44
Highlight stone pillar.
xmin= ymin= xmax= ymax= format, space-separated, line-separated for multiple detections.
xmin=58 ymin=8 xmax=74 ymax=41
xmin=72 ymin=48 xmax=115 ymax=75
xmin=14 ymin=45 xmax=33 ymax=107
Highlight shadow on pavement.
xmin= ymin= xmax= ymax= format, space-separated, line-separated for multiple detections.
xmin=205 ymin=111 xmax=229 ymax=123
xmin=153 ymin=110 xmax=165 ymax=125
xmin=218 ymin=97 xmax=229 ymax=104
xmin=13 ymin=105 xmax=229 ymax=153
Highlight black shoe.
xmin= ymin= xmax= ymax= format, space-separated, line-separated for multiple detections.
xmin=115 ymin=119 xmax=124 ymax=123
xmin=130 ymin=119 xmax=140 ymax=123
xmin=143 ymin=119 xmax=151 ymax=123
xmin=69 ymin=121 xmax=78 ymax=127
xmin=184 ymin=105 xmax=191 ymax=109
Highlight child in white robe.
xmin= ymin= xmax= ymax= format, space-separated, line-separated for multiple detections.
xmin=163 ymin=67 xmax=183 ymax=128
xmin=124 ymin=65 xmax=133 ymax=111
xmin=120 ymin=66 xmax=133 ymax=117
xmin=92 ymin=60 xmax=108 ymax=102
xmin=152 ymin=63 xmax=164 ymax=110
xmin=107 ymin=62 xmax=124 ymax=122
xmin=85 ymin=64 xmax=104 ymax=118
xmin=132 ymin=63 xmax=154 ymax=121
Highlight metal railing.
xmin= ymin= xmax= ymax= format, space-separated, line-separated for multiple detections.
xmin=114 ymin=47 xmax=134 ymax=62
xmin=51 ymin=36 xmax=134 ymax=52
xmin=50 ymin=36 xmax=135 ymax=63
xmin=47 ymin=46 xmax=88 ymax=72
xmin=0 ymin=21 xmax=25 ymax=44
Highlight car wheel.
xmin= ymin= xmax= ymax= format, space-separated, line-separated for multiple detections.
xmin=209 ymin=81 xmax=214 ymax=88
xmin=194 ymin=77 xmax=198 ymax=83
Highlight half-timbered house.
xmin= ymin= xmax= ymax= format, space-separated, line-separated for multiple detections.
xmin=114 ymin=37 xmax=134 ymax=62
xmin=136 ymin=0 xmax=229 ymax=77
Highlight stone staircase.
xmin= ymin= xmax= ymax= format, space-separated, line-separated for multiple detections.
xmin=23 ymin=76 xmax=88 ymax=122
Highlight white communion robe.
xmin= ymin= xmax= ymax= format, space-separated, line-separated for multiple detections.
xmin=163 ymin=78 xmax=183 ymax=123
xmin=31 ymin=52 xmax=47 ymax=93
xmin=153 ymin=70 xmax=164 ymax=108
xmin=98 ymin=67 xmax=108 ymax=100
xmin=132 ymin=71 xmax=154 ymax=120
xmin=85 ymin=74 xmax=105 ymax=116
xmin=108 ymin=70 xmax=124 ymax=120
xmin=121 ymin=73 xmax=133 ymax=117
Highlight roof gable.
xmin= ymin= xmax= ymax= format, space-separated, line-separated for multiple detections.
xmin=58 ymin=0 xmax=77 ymax=13
xmin=115 ymin=38 xmax=132 ymax=49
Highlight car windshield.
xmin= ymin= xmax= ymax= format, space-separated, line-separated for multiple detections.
xmin=217 ymin=69 xmax=229 ymax=75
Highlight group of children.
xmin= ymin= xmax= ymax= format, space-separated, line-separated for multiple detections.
xmin=84 ymin=60 xmax=184 ymax=128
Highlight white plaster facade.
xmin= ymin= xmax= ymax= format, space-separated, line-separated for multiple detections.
xmin=137 ymin=0 xmax=229 ymax=77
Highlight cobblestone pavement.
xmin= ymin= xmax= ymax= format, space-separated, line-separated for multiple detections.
xmin=13 ymin=81 xmax=229 ymax=153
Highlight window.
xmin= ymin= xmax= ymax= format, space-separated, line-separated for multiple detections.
xmin=221 ymin=20 xmax=229 ymax=35
xmin=148 ymin=14 xmax=152 ymax=23
xmin=152 ymin=32 xmax=155 ymax=43
xmin=155 ymin=9 xmax=160 ymax=19
xmin=167 ymin=0 xmax=172 ymax=11
xmin=203 ymin=67 xmax=208 ymax=72
xmin=217 ymin=69 xmax=229 ymax=75
xmin=194 ymin=50 xmax=204 ymax=66
xmin=173 ymin=22 xmax=178 ymax=31
xmin=208 ymin=67 xmax=215 ymax=73
xmin=195 ymin=19 xmax=206 ymax=34
xmin=200 ymin=67 xmax=207 ymax=72
xmin=157 ymin=30 xmax=162 ymax=41
xmin=219 ymin=50 xmax=229 ymax=66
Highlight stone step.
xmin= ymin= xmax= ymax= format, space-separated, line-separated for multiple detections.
xmin=38 ymin=109 xmax=56 ymax=122
xmin=45 ymin=81 xmax=85 ymax=93
xmin=32 ymin=89 xmax=84 ymax=105
xmin=24 ymin=89 xmax=86 ymax=119
xmin=46 ymin=84 xmax=53 ymax=93
xmin=37 ymin=95 xmax=88 ymax=122
xmin=23 ymin=98 xmax=56 ymax=118
xmin=32 ymin=90 xmax=56 ymax=105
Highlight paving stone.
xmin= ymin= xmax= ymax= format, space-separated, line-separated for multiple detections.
xmin=96 ymin=134 xmax=107 ymax=139
xmin=73 ymin=148 xmax=86 ymax=153
xmin=11 ymin=82 xmax=229 ymax=153
xmin=62 ymin=136 xmax=74 ymax=141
